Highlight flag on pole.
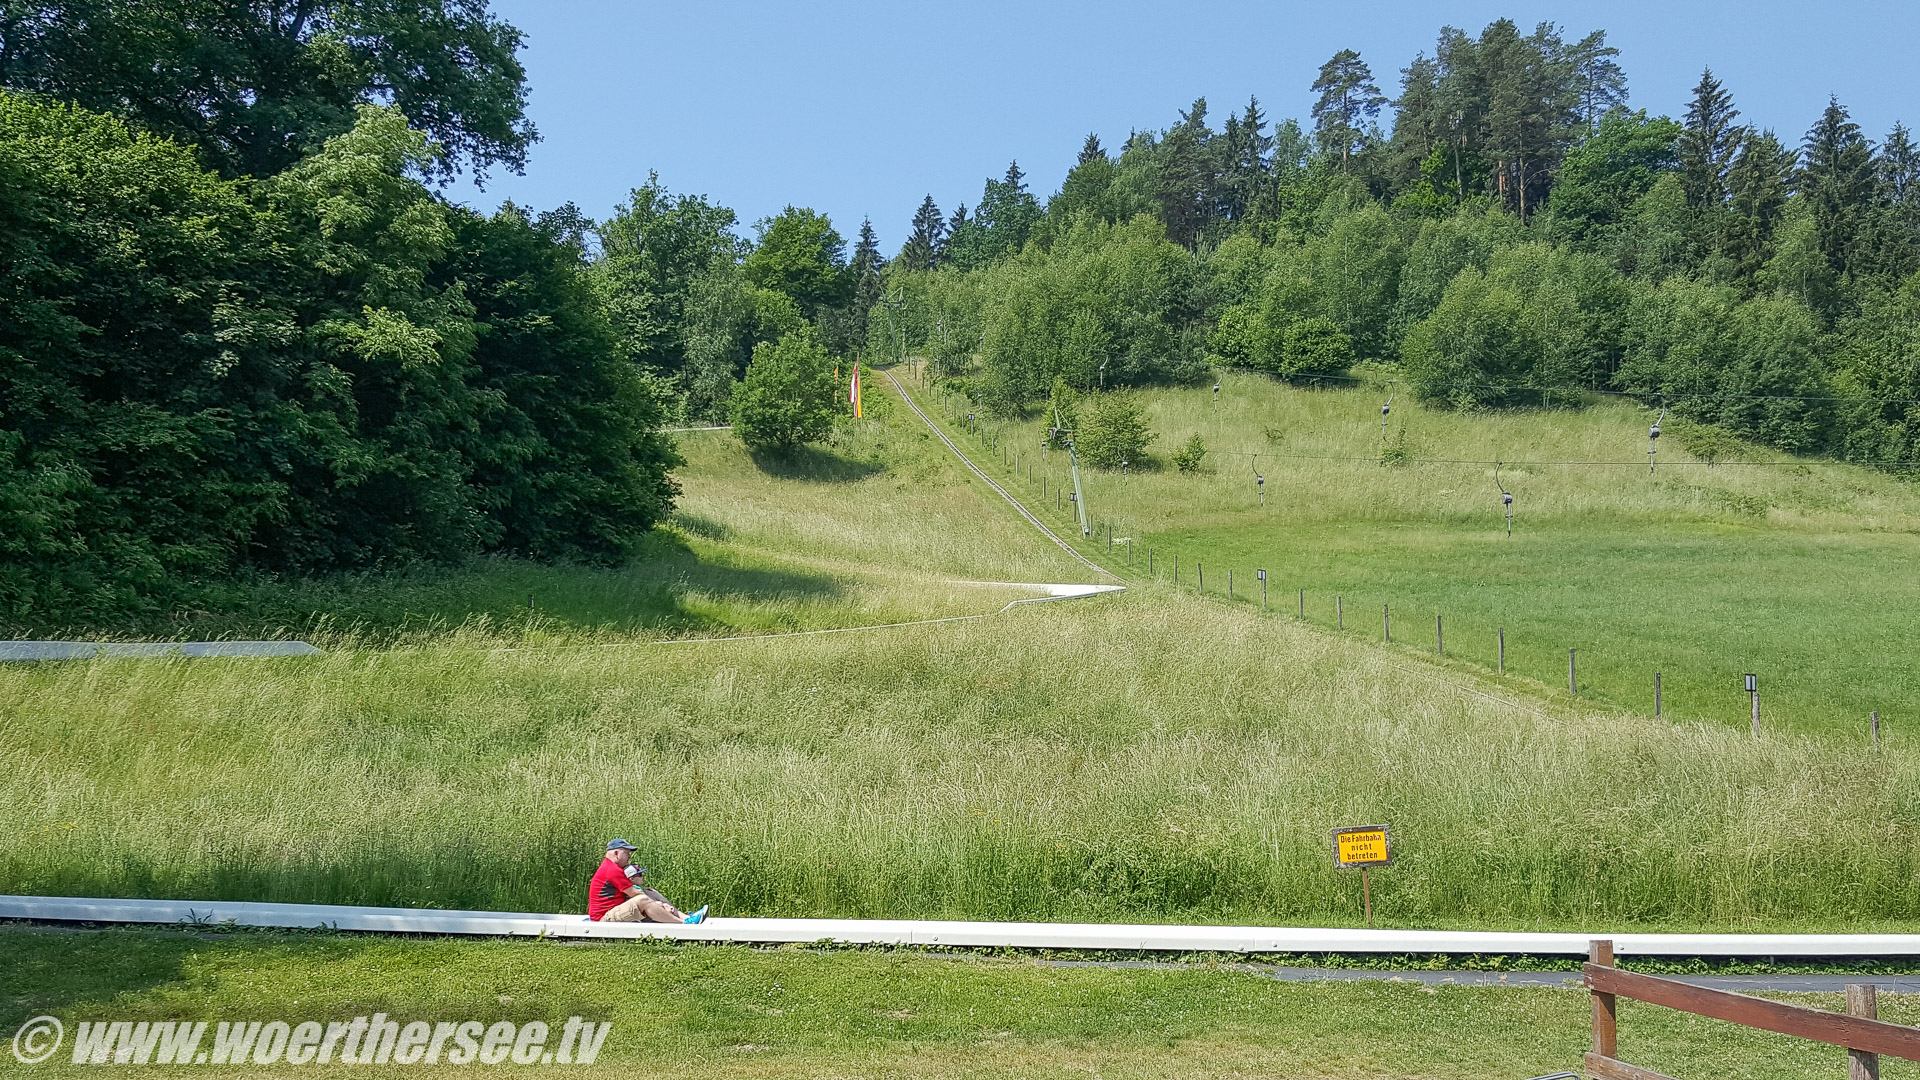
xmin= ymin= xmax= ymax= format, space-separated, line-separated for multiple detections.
xmin=850 ymin=364 xmax=862 ymax=418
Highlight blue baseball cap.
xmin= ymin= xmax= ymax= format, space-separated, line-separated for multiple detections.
xmin=606 ymin=839 xmax=637 ymax=851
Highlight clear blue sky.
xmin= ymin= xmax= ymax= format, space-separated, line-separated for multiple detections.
xmin=456 ymin=1 xmax=1920 ymax=253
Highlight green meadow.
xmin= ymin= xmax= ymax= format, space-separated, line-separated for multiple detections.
xmin=5 ymin=374 xmax=1918 ymax=930
xmin=934 ymin=368 xmax=1920 ymax=737
xmin=9 ymin=927 xmax=1919 ymax=1080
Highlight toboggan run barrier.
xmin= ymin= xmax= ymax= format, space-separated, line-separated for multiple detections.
xmin=10 ymin=896 xmax=1920 ymax=960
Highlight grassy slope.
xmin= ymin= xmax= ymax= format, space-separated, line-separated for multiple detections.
xmin=8 ymin=927 xmax=1914 ymax=1080
xmin=39 ymin=383 xmax=1086 ymax=645
xmin=935 ymin=369 xmax=1920 ymax=736
xmin=5 ymin=371 xmax=1917 ymax=927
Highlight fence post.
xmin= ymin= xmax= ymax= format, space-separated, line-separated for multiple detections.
xmin=1436 ymin=614 xmax=1444 ymax=655
xmin=1228 ymin=569 xmax=1234 ymax=600
xmin=1849 ymin=984 xmax=1880 ymax=1080
xmin=1655 ymin=672 xmax=1663 ymax=718
xmin=1198 ymin=562 xmax=1204 ymax=593
xmin=1384 ymin=605 xmax=1391 ymax=643
xmin=1337 ymin=595 xmax=1343 ymax=629
xmin=1497 ymin=628 xmax=1505 ymax=675
xmin=1872 ymin=710 xmax=1881 ymax=749
xmin=1570 ymin=649 xmax=1578 ymax=695
xmin=1590 ymin=939 xmax=1618 ymax=1059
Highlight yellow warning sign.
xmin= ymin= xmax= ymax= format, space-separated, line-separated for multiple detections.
xmin=1332 ymin=825 xmax=1391 ymax=868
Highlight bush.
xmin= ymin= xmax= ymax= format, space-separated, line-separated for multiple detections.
xmin=1076 ymin=393 xmax=1155 ymax=469
xmin=1172 ymin=433 xmax=1207 ymax=473
xmin=1277 ymin=317 xmax=1355 ymax=377
xmin=731 ymin=327 xmax=838 ymax=452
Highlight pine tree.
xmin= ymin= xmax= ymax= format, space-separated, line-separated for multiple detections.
xmin=1157 ymin=98 xmax=1220 ymax=245
xmin=1389 ymin=53 xmax=1445 ymax=187
xmin=1678 ymin=69 xmax=1743 ymax=210
xmin=1799 ymin=97 xmax=1876 ymax=279
xmin=966 ymin=162 xmax=1041 ymax=263
xmin=1569 ymin=29 xmax=1627 ymax=135
xmin=1078 ymin=133 xmax=1106 ymax=166
xmin=897 ymin=195 xmax=944 ymax=271
xmin=1218 ymin=97 xmax=1275 ymax=222
xmin=942 ymin=202 xmax=978 ymax=269
xmin=1870 ymin=123 xmax=1920 ymax=280
xmin=1311 ymin=49 xmax=1387 ymax=169
xmin=1720 ymin=130 xmax=1796 ymax=280
xmin=848 ymin=218 xmax=886 ymax=348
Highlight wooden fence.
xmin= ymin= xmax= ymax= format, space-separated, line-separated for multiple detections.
xmin=1586 ymin=939 xmax=1917 ymax=1079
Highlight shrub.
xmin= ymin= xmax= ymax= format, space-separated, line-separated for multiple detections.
xmin=1172 ymin=433 xmax=1207 ymax=473
xmin=1277 ymin=316 xmax=1355 ymax=377
xmin=1076 ymin=393 xmax=1156 ymax=470
xmin=731 ymin=327 xmax=838 ymax=452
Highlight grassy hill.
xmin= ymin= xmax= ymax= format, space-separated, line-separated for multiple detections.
xmin=5 ymin=370 xmax=1916 ymax=930
xmin=928 ymin=368 xmax=1920 ymax=738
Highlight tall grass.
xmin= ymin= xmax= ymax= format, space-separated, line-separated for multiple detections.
xmin=4 ymin=591 xmax=1915 ymax=928
xmin=933 ymin=371 xmax=1920 ymax=735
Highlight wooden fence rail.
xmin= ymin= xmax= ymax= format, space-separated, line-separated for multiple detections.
xmin=1586 ymin=938 xmax=1912 ymax=1079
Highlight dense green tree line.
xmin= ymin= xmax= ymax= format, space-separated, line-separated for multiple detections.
xmin=0 ymin=2 xmax=695 ymax=625
xmin=0 ymin=95 xmax=680 ymax=623
xmin=877 ymin=19 xmax=1920 ymax=469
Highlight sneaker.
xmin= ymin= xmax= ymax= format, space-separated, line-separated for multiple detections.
xmin=682 ymin=906 xmax=709 ymax=925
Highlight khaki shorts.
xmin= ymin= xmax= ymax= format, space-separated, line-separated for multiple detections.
xmin=600 ymin=889 xmax=681 ymax=924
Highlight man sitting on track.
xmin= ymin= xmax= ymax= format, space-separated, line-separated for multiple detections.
xmin=588 ymin=840 xmax=709 ymax=924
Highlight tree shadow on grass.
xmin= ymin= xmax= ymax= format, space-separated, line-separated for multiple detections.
xmin=747 ymin=445 xmax=885 ymax=483
xmin=123 ymin=531 xmax=853 ymax=644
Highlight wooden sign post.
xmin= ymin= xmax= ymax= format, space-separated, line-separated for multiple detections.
xmin=1332 ymin=825 xmax=1392 ymax=926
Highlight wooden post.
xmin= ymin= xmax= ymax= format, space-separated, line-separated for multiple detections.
xmin=1384 ymin=605 xmax=1391 ymax=643
xmin=1590 ymin=939 xmax=1618 ymax=1059
xmin=1228 ymin=569 xmax=1234 ymax=600
xmin=1872 ymin=710 xmax=1881 ymax=749
xmin=1337 ymin=595 xmax=1343 ymax=629
xmin=1436 ymin=614 xmax=1444 ymax=655
xmin=1298 ymin=588 xmax=1304 ymax=619
xmin=1570 ymin=649 xmax=1578 ymax=695
xmin=1751 ymin=680 xmax=1762 ymax=738
xmin=1655 ymin=672 xmax=1663 ymax=718
xmin=1261 ymin=572 xmax=1267 ymax=610
xmin=1362 ymin=867 xmax=1373 ymax=927
xmin=1198 ymin=562 xmax=1204 ymax=593
xmin=1497 ymin=628 xmax=1505 ymax=675
xmin=1850 ymin=984 xmax=1880 ymax=1080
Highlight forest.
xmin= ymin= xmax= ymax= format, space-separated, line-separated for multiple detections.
xmin=4 ymin=6 xmax=1919 ymax=624
xmin=862 ymin=21 xmax=1920 ymax=470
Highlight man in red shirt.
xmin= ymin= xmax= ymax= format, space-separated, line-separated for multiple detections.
xmin=588 ymin=840 xmax=708 ymax=923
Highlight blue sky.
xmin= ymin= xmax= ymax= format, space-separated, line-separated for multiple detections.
xmin=456 ymin=1 xmax=1920 ymax=253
